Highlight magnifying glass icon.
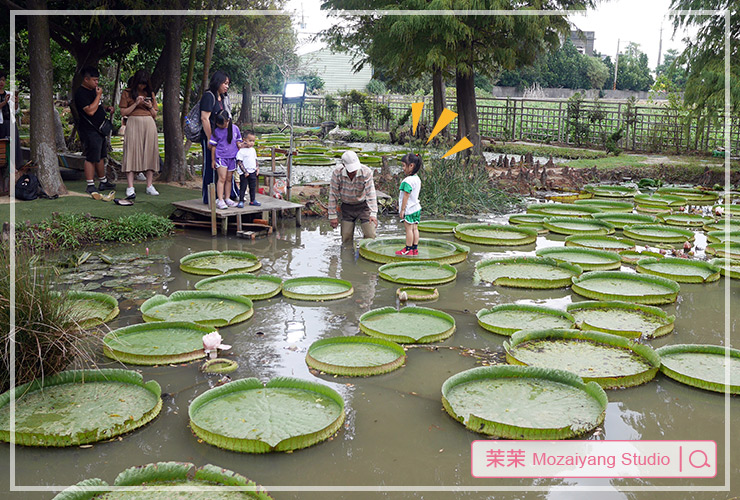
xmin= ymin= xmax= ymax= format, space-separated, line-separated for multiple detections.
xmin=689 ymin=450 xmax=711 ymax=468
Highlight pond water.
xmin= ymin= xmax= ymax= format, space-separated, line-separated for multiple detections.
xmin=2 ymin=216 xmax=738 ymax=500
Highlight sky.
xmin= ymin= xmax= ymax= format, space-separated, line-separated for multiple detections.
xmin=285 ymin=0 xmax=699 ymax=71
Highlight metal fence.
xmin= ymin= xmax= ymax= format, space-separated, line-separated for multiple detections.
xmin=251 ymin=94 xmax=738 ymax=154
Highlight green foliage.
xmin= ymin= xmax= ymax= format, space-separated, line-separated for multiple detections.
xmin=654 ymin=48 xmax=688 ymax=90
xmin=365 ymin=79 xmax=388 ymax=95
xmin=615 ymin=43 xmax=654 ymax=92
xmin=325 ymin=95 xmax=339 ymax=120
xmin=566 ymin=92 xmax=590 ymax=146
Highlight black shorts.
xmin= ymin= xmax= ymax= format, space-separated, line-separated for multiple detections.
xmin=80 ymin=129 xmax=107 ymax=163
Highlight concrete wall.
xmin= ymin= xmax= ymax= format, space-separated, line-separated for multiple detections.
xmin=489 ymin=86 xmax=661 ymax=101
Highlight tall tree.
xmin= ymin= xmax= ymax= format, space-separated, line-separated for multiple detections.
xmin=161 ymin=8 xmax=186 ymax=182
xmin=615 ymin=42 xmax=653 ymax=91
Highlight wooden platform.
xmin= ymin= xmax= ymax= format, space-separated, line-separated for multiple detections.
xmin=172 ymin=192 xmax=303 ymax=236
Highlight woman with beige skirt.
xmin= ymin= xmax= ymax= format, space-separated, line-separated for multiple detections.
xmin=119 ymin=69 xmax=159 ymax=199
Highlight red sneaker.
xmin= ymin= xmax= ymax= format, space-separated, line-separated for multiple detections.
xmin=410 ymin=249 xmax=419 ymax=256
xmin=395 ymin=248 xmax=411 ymax=256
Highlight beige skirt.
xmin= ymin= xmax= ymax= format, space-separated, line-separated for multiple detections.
xmin=122 ymin=115 xmax=159 ymax=173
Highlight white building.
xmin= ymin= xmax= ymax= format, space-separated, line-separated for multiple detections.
xmin=299 ymin=48 xmax=374 ymax=94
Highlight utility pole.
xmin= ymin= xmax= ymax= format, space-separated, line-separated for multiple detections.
xmin=613 ymin=38 xmax=620 ymax=90
xmin=657 ymin=21 xmax=664 ymax=68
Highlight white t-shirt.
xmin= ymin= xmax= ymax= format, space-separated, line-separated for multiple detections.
xmin=236 ymin=147 xmax=257 ymax=174
xmin=399 ymin=174 xmax=421 ymax=215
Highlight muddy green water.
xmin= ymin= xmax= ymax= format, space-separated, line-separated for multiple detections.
xmin=2 ymin=217 xmax=739 ymax=500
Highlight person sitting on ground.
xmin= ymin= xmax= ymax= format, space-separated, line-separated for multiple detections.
xmin=74 ymin=66 xmax=116 ymax=196
xmin=235 ymin=130 xmax=260 ymax=208
xmin=328 ymin=150 xmax=378 ymax=243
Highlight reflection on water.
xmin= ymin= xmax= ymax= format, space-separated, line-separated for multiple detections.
xmin=2 ymin=216 xmax=737 ymax=500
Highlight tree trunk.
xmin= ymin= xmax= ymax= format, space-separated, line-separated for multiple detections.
xmin=432 ymin=68 xmax=448 ymax=139
xmin=199 ymin=12 xmax=220 ymax=101
xmin=455 ymin=70 xmax=482 ymax=156
xmin=238 ymin=81 xmax=252 ymax=125
xmin=112 ymin=59 xmax=122 ymax=114
xmin=53 ymin=107 xmax=67 ymax=151
xmin=181 ymin=18 xmax=200 ymax=127
xmin=28 ymin=2 xmax=67 ymax=196
xmin=161 ymin=14 xmax=186 ymax=182
xmin=149 ymin=46 xmax=167 ymax=94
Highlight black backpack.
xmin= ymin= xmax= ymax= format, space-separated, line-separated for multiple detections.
xmin=15 ymin=173 xmax=40 ymax=201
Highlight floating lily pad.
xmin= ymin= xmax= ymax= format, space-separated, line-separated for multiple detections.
xmin=656 ymin=344 xmax=740 ymax=394
xmin=526 ymin=203 xmax=602 ymax=218
xmin=583 ymin=184 xmax=638 ymax=198
xmin=441 ymin=365 xmax=607 ymax=439
xmin=566 ymin=300 xmax=675 ymax=339
xmin=542 ymin=217 xmax=615 ymax=236
xmin=195 ymin=274 xmax=283 ymax=300
xmin=0 ymin=369 xmax=161 ymax=447
xmin=546 ymin=192 xmax=586 ymax=203
xmin=359 ymin=306 xmax=455 ymax=343
xmin=709 ymin=258 xmax=740 ymax=279
xmin=397 ymin=286 xmax=439 ymax=301
xmin=713 ymin=204 xmax=740 ymax=217
xmin=705 ymin=241 xmax=740 ymax=259
xmin=504 ymin=329 xmax=660 ymax=389
xmin=508 ymin=213 xmax=548 ymax=225
xmin=475 ymin=256 xmax=582 ymax=289
xmin=636 ymin=257 xmax=721 ymax=283
xmin=592 ymin=212 xmax=657 ymax=228
xmin=121 ymin=289 xmax=158 ymax=301
xmin=103 ymin=321 xmax=215 ymax=365
xmin=564 ymin=235 xmax=635 ymax=252
xmin=658 ymin=213 xmax=715 ymax=227
xmin=282 ymin=277 xmax=353 ymax=301
xmin=619 ymin=249 xmax=665 ymax=265
xmin=202 ymin=358 xmax=239 ymax=374
xmin=306 ymin=337 xmax=406 ymax=376
xmin=571 ymin=271 xmax=680 ymax=304
xmin=656 ymin=187 xmax=719 ymax=204
xmin=189 ymin=377 xmax=345 ymax=452
xmin=298 ymin=146 xmax=329 ymax=154
xmin=66 ymin=291 xmax=119 ymax=329
xmin=180 ymin=250 xmax=261 ymax=275
xmin=703 ymin=219 xmax=740 ymax=232
xmin=635 ymin=205 xmax=672 ymax=216
xmin=418 ymin=220 xmax=459 ymax=233
xmin=378 ymin=261 xmax=456 ymax=285
xmin=519 ymin=223 xmax=549 ymax=235
xmin=476 ymin=304 xmax=575 ymax=336
xmin=141 ymin=291 xmax=254 ymax=327
xmin=634 ymin=193 xmax=687 ymax=208
xmin=358 ymin=238 xmax=469 ymax=264
xmin=68 ymin=281 xmax=102 ymax=292
xmin=536 ymin=246 xmax=622 ymax=271
xmin=622 ymin=224 xmax=695 ymax=244
xmin=293 ymin=155 xmax=336 ymax=166
xmin=706 ymin=230 xmax=740 ymax=244
xmin=453 ymin=223 xmax=537 ymax=245
xmin=574 ymin=199 xmax=634 ymax=212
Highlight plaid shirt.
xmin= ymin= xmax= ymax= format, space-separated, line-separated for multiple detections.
xmin=328 ymin=165 xmax=378 ymax=220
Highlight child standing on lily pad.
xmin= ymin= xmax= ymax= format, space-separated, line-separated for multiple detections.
xmin=396 ymin=153 xmax=423 ymax=256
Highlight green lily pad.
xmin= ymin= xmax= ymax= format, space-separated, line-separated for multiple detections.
xmin=619 ymin=249 xmax=665 ymax=265
xmin=103 ymin=321 xmax=215 ymax=365
xmin=189 ymin=377 xmax=345 ymax=452
xmin=713 ymin=204 xmax=740 ymax=217
xmin=536 ymin=246 xmax=622 ymax=271
xmin=298 ymin=146 xmax=329 ymax=154
xmin=378 ymin=261 xmax=457 ymax=285
xmin=508 ymin=213 xmax=548 ymax=225
xmin=635 ymin=205 xmax=672 ymax=216
xmin=293 ymin=155 xmax=336 ymax=166
xmin=0 ymin=369 xmax=161 ymax=447
xmin=656 ymin=186 xmax=719 ymax=204
xmin=705 ymin=241 xmax=740 ymax=259
xmin=623 ymin=224 xmax=695 ymax=244
xmin=475 ymin=256 xmax=582 ymax=289
xmin=703 ymin=219 xmax=740 ymax=232
xmin=201 ymin=359 xmax=239 ymax=374
xmin=180 ymin=251 xmax=262 ymax=275
xmin=66 ymin=291 xmax=119 ymax=329
xmin=656 ymin=344 xmax=740 ymax=394
xmin=141 ymin=291 xmax=254 ymax=327
xmin=566 ymin=300 xmax=675 ymax=339
xmin=564 ymin=235 xmax=635 ymax=252
xmin=359 ymin=306 xmax=455 ymax=343
xmin=122 ymin=289 xmax=158 ymax=301
xmin=282 ymin=277 xmax=353 ymax=301
xmin=195 ymin=274 xmax=283 ymax=300
xmin=504 ymin=329 xmax=660 ymax=389
xmin=571 ymin=271 xmax=680 ymax=304
xmin=542 ymin=217 xmax=615 ymax=236
xmin=636 ymin=257 xmax=721 ymax=283
xmin=397 ymin=286 xmax=439 ymax=301
xmin=358 ymin=237 xmax=469 ymax=264
xmin=441 ymin=365 xmax=607 ymax=439
xmin=476 ymin=304 xmax=575 ymax=336
xmin=634 ymin=193 xmax=687 ymax=208
xmin=527 ymin=203 xmax=602 ymax=218
xmin=583 ymin=184 xmax=638 ymax=198
xmin=592 ymin=212 xmax=657 ymax=228
xmin=574 ymin=199 xmax=634 ymax=212
xmin=658 ymin=213 xmax=715 ymax=227
xmin=418 ymin=220 xmax=459 ymax=233
xmin=68 ymin=281 xmax=102 ymax=292
xmin=453 ymin=223 xmax=537 ymax=245
xmin=706 ymin=230 xmax=740 ymax=244
xmin=709 ymin=258 xmax=740 ymax=278
xmin=306 ymin=336 xmax=406 ymax=376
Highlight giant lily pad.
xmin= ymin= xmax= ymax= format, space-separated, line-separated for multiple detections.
xmin=619 ymin=249 xmax=665 ymax=265
xmin=0 ymin=369 xmax=161 ymax=447
xmin=536 ymin=246 xmax=622 ymax=271
xmin=358 ymin=238 xmax=469 ymax=264
xmin=656 ymin=187 xmax=719 ymax=204
xmin=622 ymin=224 xmax=695 ymax=244
xmin=475 ymin=256 xmax=582 ymax=289
xmin=564 ymin=235 xmax=635 ymax=252
xmin=705 ymin=241 xmax=740 ymax=259
xmin=574 ymin=199 xmax=633 ymax=212
xmin=636 ymin=257 xmax=721 ymax=283
xmin=542 ymin=217 xmax=615 ymax=236
xmin=634 ymin=193 xmax=687 ymax=208
xmin=53 ymin=462 xmax=271 ymax=499
xmin=441 ymin=365 xmax=607 ymax=439
xmin=453 ymin=223 xmax=537 ymax=245
xmin=703 ymin=219 xmax=740 ymax=232
xmin=658 ymin=213 xmax=715 ymax=227
xmin=282 ymin=277 xmax=353 ymax=301
xmin=397 ymin=286 xmax=439 ymax=301
xmin=103 ymin=321 xmax=215 ymax=365
xmin=180 ymin=251 xmax=261 ymax=275
xmin=189 ymin=377 xmax=345 ymax=452
xmin=195 ymin=274 xmax=283 ymax=300
xmin=141 ymin=291 xmax=254 ymax=326
xmin=656 ymin=344 xmax=740 ymax=394
xmin=582 ymin=184 xmax=638 ymax=198
xmin=709 ymin=258 xmax=740 ymax=279
xmin=418 ymin=220 xmax=459 ymax=233
xmin=706 ymin=230 xmax=740 ymax=244
xmin=378 ymin=261 xmax=457 ymax=285
xmin=359 ymin=306 xmax=455 ymax=343
xmin=526 ymin=203 xmax=602 ymax=218
xmin=66 ymin=291 xmax=119 ymax=329
xmin=571 ymin=271 xmax=680 ymax=304
xmin=306 ymin=337 xmax=406 ymax=376
xmin=504 ymin=329 xmax=660 ymax=389
xmin=293 ymin=155 xmax=336 ymax=166
xmin=508 ymin=213 xmax=548 ymax=225
xmin=476 ymin=304 xmax=575 ymax=336
xmin=592 ymin=212 xmax=657 ymax=228
xmin=566 ymin=300 xmax=675 ymax=339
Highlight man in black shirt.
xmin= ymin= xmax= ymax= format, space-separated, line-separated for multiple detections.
xmin=74 ymin=67 xmax=115 ymax=195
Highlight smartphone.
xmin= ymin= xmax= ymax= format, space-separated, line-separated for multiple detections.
xmin=144 ymin=97 xmax=152 ymax=102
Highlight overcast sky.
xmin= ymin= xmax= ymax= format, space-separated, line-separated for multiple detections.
xmin=285 ymin=0 xmax=699 ymax=70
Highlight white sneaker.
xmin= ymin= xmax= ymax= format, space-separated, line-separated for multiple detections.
xmin=225 ymin=198 xmax=237 ymax=207
xmin=146 ymin=185 xmax=160 ymax=196
xmin=216 ymin=199 xmax=228 ymax=210
xmin=125 ymin=187 xmax=135 ymax=197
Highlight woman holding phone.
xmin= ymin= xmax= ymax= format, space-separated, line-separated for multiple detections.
xmin=118 ymin=69 xmax=159 ymax=199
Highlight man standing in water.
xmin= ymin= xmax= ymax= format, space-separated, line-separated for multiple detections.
xmin=328 ymin=150 xmax=378 ymax=243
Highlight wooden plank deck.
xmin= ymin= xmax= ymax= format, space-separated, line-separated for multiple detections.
xmin=172 ymin=192 xmax=303 ymax=235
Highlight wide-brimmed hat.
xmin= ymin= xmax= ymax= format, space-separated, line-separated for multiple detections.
xmin=341 ymin=151 xmax=361 ymax=173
